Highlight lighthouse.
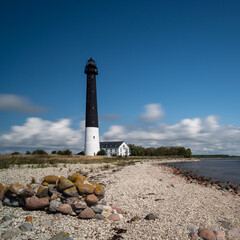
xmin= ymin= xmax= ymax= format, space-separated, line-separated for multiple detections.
xmin=84 ymin=58 xmax=100 ymax=156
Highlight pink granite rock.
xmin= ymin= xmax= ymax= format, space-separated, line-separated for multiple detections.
xmin=111 ymin=206 xmax=124 ymax=214
xmin=107 ymin=213 xmax=120 ymax=221
xmin=216 ymin=231 xmax=225 ymax=240
xmin=189 ymin=232 xmax=198 ymax=240
xmin=57 ymin=204 xmax=72 ymax=215
xmin=78 ymin=207 xmax=95 ymax=219
xmin=85 ymin=194 xmax=99 ymax=206
xmin=25 ymin=196 xmax=49 ymax=210
xmin=198 ymin=228 xmax=216 ymax=240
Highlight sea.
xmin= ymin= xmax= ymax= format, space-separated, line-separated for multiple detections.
xmin=166 ymin=158 xmax=240 ymax=185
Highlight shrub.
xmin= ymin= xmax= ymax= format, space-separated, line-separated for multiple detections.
xmin=57 ymin=149 xmax=72 ymax=156
xmin=51 ymin=150 xmax=57 ymax=154
xmin=63 ymin=149 xmax=72 ymax=156
xmin=25 ymin=151 xmax=31 ymax=155
xmin=78 ymin=151 xmax=85 ymax=155
xmin=97 ymin=149 xmax=106 ymax=156
xmin=11 ymin=152 xmax=20 ymax=155
xmin=32 ymin=149 xmax=48 ymax=155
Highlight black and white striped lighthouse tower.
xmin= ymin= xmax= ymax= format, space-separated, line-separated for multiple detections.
xmin=84 ymin=58 xmax=100 ymax=156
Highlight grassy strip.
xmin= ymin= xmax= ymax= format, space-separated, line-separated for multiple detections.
xmin=0 ymin=154 xmax=167 ymax=169
xmin=0 ymin=154 xmax=187 ymax=169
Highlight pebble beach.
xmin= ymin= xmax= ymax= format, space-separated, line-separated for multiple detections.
xmin=0 ymin=159 xmax=240 ymax=240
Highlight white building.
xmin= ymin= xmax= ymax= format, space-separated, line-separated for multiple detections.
xmin=100 ymin=141 xmax=130 ymax=156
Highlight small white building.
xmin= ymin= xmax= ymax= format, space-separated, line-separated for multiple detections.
xmin=100 ymin=141 xmax=130 ymax=156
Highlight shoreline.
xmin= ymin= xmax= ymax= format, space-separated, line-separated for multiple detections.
xmin=161 ymin=163 xmax=240 ymax=197
xmin=0 ymin=160 xmax=240 ymax=239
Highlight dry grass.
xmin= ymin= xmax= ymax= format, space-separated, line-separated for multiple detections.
xmin=0 ymin=154 xmax=187 ymax=169
xmin=0 ymin=154 xmax=113 ymax=169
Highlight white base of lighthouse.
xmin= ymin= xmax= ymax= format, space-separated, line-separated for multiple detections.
xmin=85 ymin=127 xmax=100 ymax=156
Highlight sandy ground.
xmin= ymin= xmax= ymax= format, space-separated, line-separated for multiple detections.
xmin=0 ymin=159 xmax=239 ymax=239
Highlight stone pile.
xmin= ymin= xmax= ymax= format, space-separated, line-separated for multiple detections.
xmin=0 ymin=173 xmax=124 ymax=221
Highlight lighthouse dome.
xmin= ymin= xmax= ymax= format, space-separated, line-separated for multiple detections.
xmin=85 ymin=58 xmax=98 ymax=74
xmin=87 ymin=58 xmax=96 ymax=66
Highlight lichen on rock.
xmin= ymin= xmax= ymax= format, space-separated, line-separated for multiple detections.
xmin=44 ymin=175 xmax=59 ymax=184
xmin=57 ymin=177 xmax=74 ymax=192
xmin=76 ymin=183 xmax=95 ymax=195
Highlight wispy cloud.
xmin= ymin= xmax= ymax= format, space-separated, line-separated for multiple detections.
xmin=140 ymin=103 xmax=164 ymax=122
xmin=0 ymin=94 xmax=44 ymax=113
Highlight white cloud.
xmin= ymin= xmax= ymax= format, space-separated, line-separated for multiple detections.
xmin=102 ymin=114 xmax=240 ymax=155
xmin=1 ymin=104 xmax=240 ymax=155
xmin=0 ymin=118 xmax=85 ymax=152
xmin=0 ymin=94 xmax=44 ymax=113
xmin=141 ymin=104 xmax=164 ymax=122
xmin=102 ymin=125 xmax=126 ymax=140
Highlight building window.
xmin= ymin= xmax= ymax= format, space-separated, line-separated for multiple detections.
xmin=93 ymin=136 xmax=95 ymax=139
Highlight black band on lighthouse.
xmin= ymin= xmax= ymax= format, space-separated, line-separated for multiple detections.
xmin=85 ymin=58 xmax=99 ymax=128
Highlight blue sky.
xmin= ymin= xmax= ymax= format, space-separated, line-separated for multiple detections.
xmin=0 ymin=0 xmax=240 ymax=154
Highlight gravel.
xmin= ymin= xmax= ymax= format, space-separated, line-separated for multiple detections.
xmin=0 ymin=160 xmax=240 ymax=239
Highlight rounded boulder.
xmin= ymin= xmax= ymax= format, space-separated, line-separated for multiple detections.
xmin=44 ymin=175 xmax=59 ymax=184
xmin=78 ymin=207 xmax=95 ymax=219
xmin=107 ymin=213 xmax=120 ymax=221
xmin=37 ymin=186 xmax=49 ymax=198
xmin=57 ymin=204 xmax=72 ymax=215
xmin=57 ymin=177 xmax=74 ymax=192
xmin=77 ymin=183 xmax=95 ymax=195
xmin=18 ymin=187 xmax=35 ymax=198
xmin=69 ymin=173 xmax=86 ymax=185
xmin=198 ymin=228 xmax=217 ymax=240
xmin=25 ymin=196 xmax=49 ymax=210
xmin=8 ymin=183 xmax=25 ymax=196
xmin=85 ymin=194 xmax=99 ymax=206
xmin=94 ymin=184 xmax=105 ymax=196
xmin=63 ymin=186 xmax=79 ymax=198
xmin=49 ymin=200 xmax=61 ymax=212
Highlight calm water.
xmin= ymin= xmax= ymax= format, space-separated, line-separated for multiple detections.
xmin=167 ymin=158 xmax=240 ymax=185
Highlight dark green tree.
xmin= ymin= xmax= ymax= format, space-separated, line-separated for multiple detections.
xmin=128 ymin=144 xmax=145 ymax=156
xmin=184 ymin=148 xmax=192 ymax=158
